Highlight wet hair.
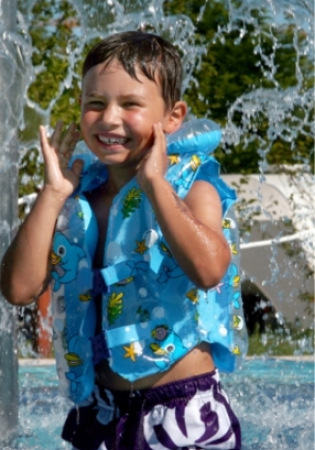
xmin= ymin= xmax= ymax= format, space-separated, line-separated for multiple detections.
xmin=82 ymin=31 xmax=183 ymax=109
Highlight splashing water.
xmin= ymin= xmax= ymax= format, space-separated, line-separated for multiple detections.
xmin=0 ymin=0 xmax=314 ymax=448
xmin=10 ymin=358 xmax=315 ymax=449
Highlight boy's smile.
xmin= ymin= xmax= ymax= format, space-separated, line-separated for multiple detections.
xmin=80 ymin=59 xmax=175 ymax=170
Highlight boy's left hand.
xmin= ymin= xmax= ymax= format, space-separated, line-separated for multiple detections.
xmin=136 ymin=123 xmax=168 ymax=191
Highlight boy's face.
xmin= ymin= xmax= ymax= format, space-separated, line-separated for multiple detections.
xmin=80 ymin=59 xmax=179 ymax=168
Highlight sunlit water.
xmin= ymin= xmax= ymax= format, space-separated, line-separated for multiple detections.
xmin=5 ymin=358 xmax=313 ymax=450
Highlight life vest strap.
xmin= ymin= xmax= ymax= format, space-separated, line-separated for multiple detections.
xmin=91 ymin=331 xmax=109 ymax=365
xmin=91 ymin=268 xmax=109 ymax=296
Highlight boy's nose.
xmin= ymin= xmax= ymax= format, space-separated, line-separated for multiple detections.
xmin=101 ymin=103 xmax=120 ymax=125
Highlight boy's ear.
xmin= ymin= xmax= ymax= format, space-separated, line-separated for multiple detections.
xmin=164 ymin=101 xmax=187 ymax=134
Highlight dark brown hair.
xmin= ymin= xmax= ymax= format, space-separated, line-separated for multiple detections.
xmin=82 ymin=31 xmax=182 ymax=109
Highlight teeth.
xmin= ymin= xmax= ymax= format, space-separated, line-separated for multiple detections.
xmin=98 ymin=135 xmax=126 ymax=145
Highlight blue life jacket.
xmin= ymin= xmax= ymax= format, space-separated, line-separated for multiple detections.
xmin=51 ymin=119 xmax=247 ymax=404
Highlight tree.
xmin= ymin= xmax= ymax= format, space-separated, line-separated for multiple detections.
xmin=164 ymin=0 xmax=313 ymax=173
xmin=17 ymin=0 xmax=82 ymax=204
xmin=17 ymin=0 xmax=314 ymax=205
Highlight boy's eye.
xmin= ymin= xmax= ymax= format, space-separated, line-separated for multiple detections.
xmin=86 ymin=100 xmax=104 ymax=108
xmin=123 ymin=101 xmax=140 ymax=108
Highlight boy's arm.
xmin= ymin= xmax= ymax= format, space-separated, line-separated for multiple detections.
xmin=0 ymin=122 xmax=82 ymax=306
xmin=137 ymin=123 xmax=231 ymax=290
xmin=1 ymin=189 xmax=65 ymax=305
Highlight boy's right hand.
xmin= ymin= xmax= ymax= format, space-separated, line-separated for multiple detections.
xmin=1 ymin=121 xmax=83 ymax=306
xmin=39 ymin=120 xmax=83 ymax=200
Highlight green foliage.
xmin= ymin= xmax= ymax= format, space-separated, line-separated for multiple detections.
xmin=248 ymin=324 xmax=314 ymax=356
xmin=25 ymin=0 xmax=82 ymax=126
xmin=164 ymin=0 xmax=314 ymax=173
xmin=17 ymin=0 xmax=83 ymax=198
xmin=18 ymin=0 xmax=314 ymax=199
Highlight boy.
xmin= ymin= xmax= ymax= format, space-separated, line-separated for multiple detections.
xmin=1 ymin=31 xmax=245 ymax=449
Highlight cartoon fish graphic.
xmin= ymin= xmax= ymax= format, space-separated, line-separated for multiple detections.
xmin=151 ymin=325 xmax=169 ymax=341
xmin=51 ymin=232 xmax=85 ymax=290
xmin=115 ymin=276 xmax=134 ymax=287
xmin=150 ymin=326 xmax=187 ymax=369
xmin=79 ymin=291 xmax=92 ymax=302
xmin=64 ymin=352 xmax=82 ymax=367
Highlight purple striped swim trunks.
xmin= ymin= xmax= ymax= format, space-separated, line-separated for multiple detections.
xmin=62 ymin=369 xmax=241 ymax=450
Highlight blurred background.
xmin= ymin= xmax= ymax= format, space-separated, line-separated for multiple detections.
xmin=4 ymin=0 xmax=314 ymax=359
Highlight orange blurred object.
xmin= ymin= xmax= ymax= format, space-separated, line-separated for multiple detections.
xmin=37 ymin=287 xmax=52 ymax=357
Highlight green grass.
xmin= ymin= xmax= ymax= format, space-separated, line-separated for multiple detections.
xmin=248 ymin=325 xmax=314 ymax=356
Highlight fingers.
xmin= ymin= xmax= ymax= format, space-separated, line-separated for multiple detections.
xmin=71 ymin=158 xmax=84 ymax=177
xmin=153 ymin=122 xmax=166 ymax=152
xmin=49 ymin=120 xmax=64 ymax=148
xmin=39 ymin=121 xmax=80 ymax=168
xmin=39 ymin=125 xmax=48 ymax=152
xmin=137 ymin=122 xmax=168 ymax=189
xmin=58 ymin=122 xmax=80 ymax=161
xmin=39 ymin=124 xmax=53 ymax=164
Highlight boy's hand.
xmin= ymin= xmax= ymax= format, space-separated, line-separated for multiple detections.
xmin=136 ymin=122 xmax=168 ymax=191
xmin=39 ymin=121 xmax=83 ymax=199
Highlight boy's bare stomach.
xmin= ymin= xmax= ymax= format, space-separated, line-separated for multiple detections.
xmin=95 ymin=341 xmax=215 ymax=391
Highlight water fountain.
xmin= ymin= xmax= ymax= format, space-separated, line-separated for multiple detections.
xmin=0 ymin=0 xmax=24 ymax=442
xmin=0 ymin=0 xmax=313 ymax=448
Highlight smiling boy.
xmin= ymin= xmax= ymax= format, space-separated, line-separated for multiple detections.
xmin=1 ymin=31 xmax=244 ymax=449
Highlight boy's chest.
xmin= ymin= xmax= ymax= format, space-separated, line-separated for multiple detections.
xmin=85 ymin=188 xmax=114 ymax=268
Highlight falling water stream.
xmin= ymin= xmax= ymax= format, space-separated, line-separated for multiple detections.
xmin=0 ymin=0 xmax=313 ymax=448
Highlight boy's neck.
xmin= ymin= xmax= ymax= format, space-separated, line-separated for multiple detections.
xmin=105 ymin=165 xmax=137 ymax=194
